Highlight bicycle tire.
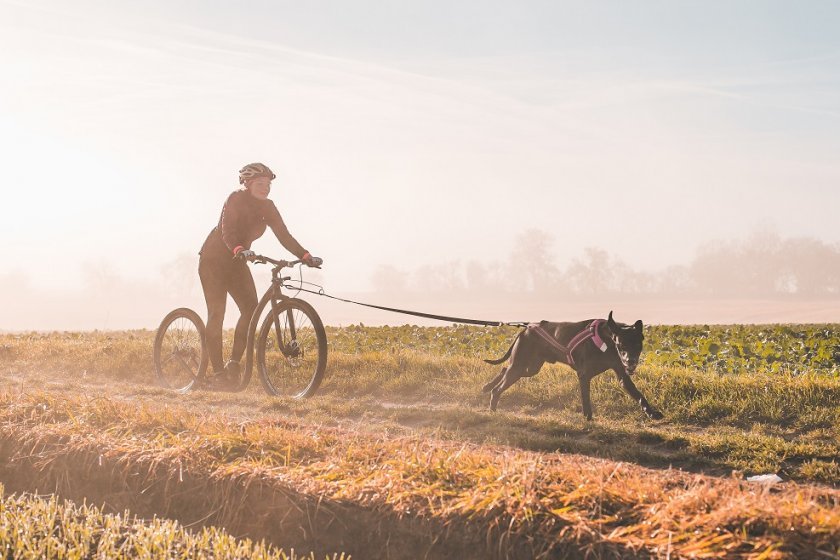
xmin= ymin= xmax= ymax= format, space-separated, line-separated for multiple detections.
xmin=256 ymin=298 xmax=327 ymax=398
xmin=153 ymin=307 xmax=208 ymax=393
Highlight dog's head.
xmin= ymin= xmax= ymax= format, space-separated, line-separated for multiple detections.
xmin=605 ymin=311 xmax=644 ymax=374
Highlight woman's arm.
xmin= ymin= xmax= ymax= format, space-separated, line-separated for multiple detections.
xmin=264 ymin=201 xmax=308 ymax=259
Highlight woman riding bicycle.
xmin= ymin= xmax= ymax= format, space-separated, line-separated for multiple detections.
xmin=198 ymin=162 xmax=319 ymax=389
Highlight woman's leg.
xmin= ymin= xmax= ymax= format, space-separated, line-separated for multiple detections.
xmin=198 ymin=256 xmax=229 ymax=374
xmin=227 ymin=260 xmax=258 ymax=364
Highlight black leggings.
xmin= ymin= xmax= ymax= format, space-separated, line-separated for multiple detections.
xmin=198 ymin=255 xmax=257 ymax=374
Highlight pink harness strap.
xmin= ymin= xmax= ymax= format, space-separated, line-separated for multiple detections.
xmin=529 ymin=319 xmax=608 ymax=366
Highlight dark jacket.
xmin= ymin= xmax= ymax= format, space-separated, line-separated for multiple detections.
xmin=200 ymin=189 xmax=307 ymax=261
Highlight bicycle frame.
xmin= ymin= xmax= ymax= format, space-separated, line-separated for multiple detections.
xmin=240 ymin=258 xmax=298 ymax=388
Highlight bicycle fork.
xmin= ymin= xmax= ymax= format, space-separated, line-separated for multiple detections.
xmin=243 ymin=282 xmax=288 ymax=387
xmin=243 ymin=278 xmax=307 ymax=385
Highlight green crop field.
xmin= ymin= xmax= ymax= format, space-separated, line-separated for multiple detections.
xmin=0 ymin=323 xmax=838 ymax=559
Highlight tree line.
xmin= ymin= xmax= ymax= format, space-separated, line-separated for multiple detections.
xmin=372 ymin=230 xmax=840 ymax=298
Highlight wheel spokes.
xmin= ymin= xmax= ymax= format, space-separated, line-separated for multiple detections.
xmin=262 ymin=307 xmax=322 ymax=396
xmin=159 ymin=317 xmax=202 ymax=389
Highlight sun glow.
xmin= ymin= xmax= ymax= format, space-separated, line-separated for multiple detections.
xmin=1 ymin=1 xmax=839 ymax=329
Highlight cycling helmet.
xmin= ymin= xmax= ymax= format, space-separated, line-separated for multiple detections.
xmin=239 ymin=162 xmax=276 ymax=185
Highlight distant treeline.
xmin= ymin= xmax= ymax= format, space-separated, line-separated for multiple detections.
xmin=372 ymin=230 xmax=840 ymax=298
xmin=2 ymin=230 xmax=839 ymax=331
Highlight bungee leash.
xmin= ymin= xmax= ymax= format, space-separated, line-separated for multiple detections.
xmin=283 ymin=282 xmax=529 ymax=328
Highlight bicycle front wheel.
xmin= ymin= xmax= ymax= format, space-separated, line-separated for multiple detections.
xmin=153 ymin=307 xmax=208 ymax=393
xmin=256 ymin=298 xmax=327 ymax=398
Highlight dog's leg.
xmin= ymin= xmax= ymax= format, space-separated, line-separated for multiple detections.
xmin=482 ymin=367 xmax=507 ymax=393
xmin=615 ymin=371 xmax=663 ymax=420
xmin=489 ymin=365 xmax=525 ymax=411
xmin=578 ymin=373 xmax=594 ymax=420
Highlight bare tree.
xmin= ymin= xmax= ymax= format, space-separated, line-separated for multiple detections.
xmin=566 ymin=247 xmax=613 ymax=295
xmin=513 ymin=229 xmax=561 ymax=293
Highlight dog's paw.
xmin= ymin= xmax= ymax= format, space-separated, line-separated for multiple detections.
xmin=646 ymin=409 xmax=664 ymax=420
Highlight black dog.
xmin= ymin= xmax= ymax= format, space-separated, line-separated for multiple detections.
xmin=482 ymin=311 xmax=662 ymax=420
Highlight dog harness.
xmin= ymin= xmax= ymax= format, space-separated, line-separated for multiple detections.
xmin=528 ymin=319 xmax=608 ymax=366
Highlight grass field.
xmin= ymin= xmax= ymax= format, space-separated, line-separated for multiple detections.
xmin=0 ymin=324 xmax=838 ymax=559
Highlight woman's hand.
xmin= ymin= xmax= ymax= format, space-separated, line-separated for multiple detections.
xmin=235 ymin=249 xmax=256 ymax=261
xmin=302 ymin=252 xmax=322 ymax=268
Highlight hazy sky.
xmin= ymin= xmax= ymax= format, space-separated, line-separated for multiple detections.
xmin=2 ymin=0 xmax=839 ymax=300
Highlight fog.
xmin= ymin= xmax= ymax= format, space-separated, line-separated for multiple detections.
xmin=2 ymin=229 xmax=838 ymax=331
xmin=2 ymin=1 xmax=840 ymax=330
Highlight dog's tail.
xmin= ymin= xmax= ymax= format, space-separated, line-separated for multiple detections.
xmin=483 ymin=329 xmax=525 ymax=365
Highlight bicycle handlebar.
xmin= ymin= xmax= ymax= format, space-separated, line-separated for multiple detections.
xmin=250 ymin=255 xmax=298 ymax=267
xmin=248 ymin=254 xmax=322 ymax=269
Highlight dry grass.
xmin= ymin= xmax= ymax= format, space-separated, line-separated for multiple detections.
xmin=1 ymin=328 xmax=839 ymax=557
xmin=1 ymin=329 xmax=839 ymax=485
xmin=0 ymin=391 xmax=837 ymax=559
xmin=0 ymin=485 xmax=340 ymax=559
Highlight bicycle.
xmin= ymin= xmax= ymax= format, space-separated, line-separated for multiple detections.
xmin=153 ymin=255 xmax=327 ymax=398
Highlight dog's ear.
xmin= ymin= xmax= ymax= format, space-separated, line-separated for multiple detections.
xmin=607 ymin=311 xmax=618 ymax=332
xmin=634 ymin=319 xmax=643 ymax=331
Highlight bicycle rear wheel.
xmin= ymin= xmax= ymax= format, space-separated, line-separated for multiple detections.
xmin=256 ymin=298 xmax=327 ymax=398
xmin=153 ymin=307 xmax=208 ymax=393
